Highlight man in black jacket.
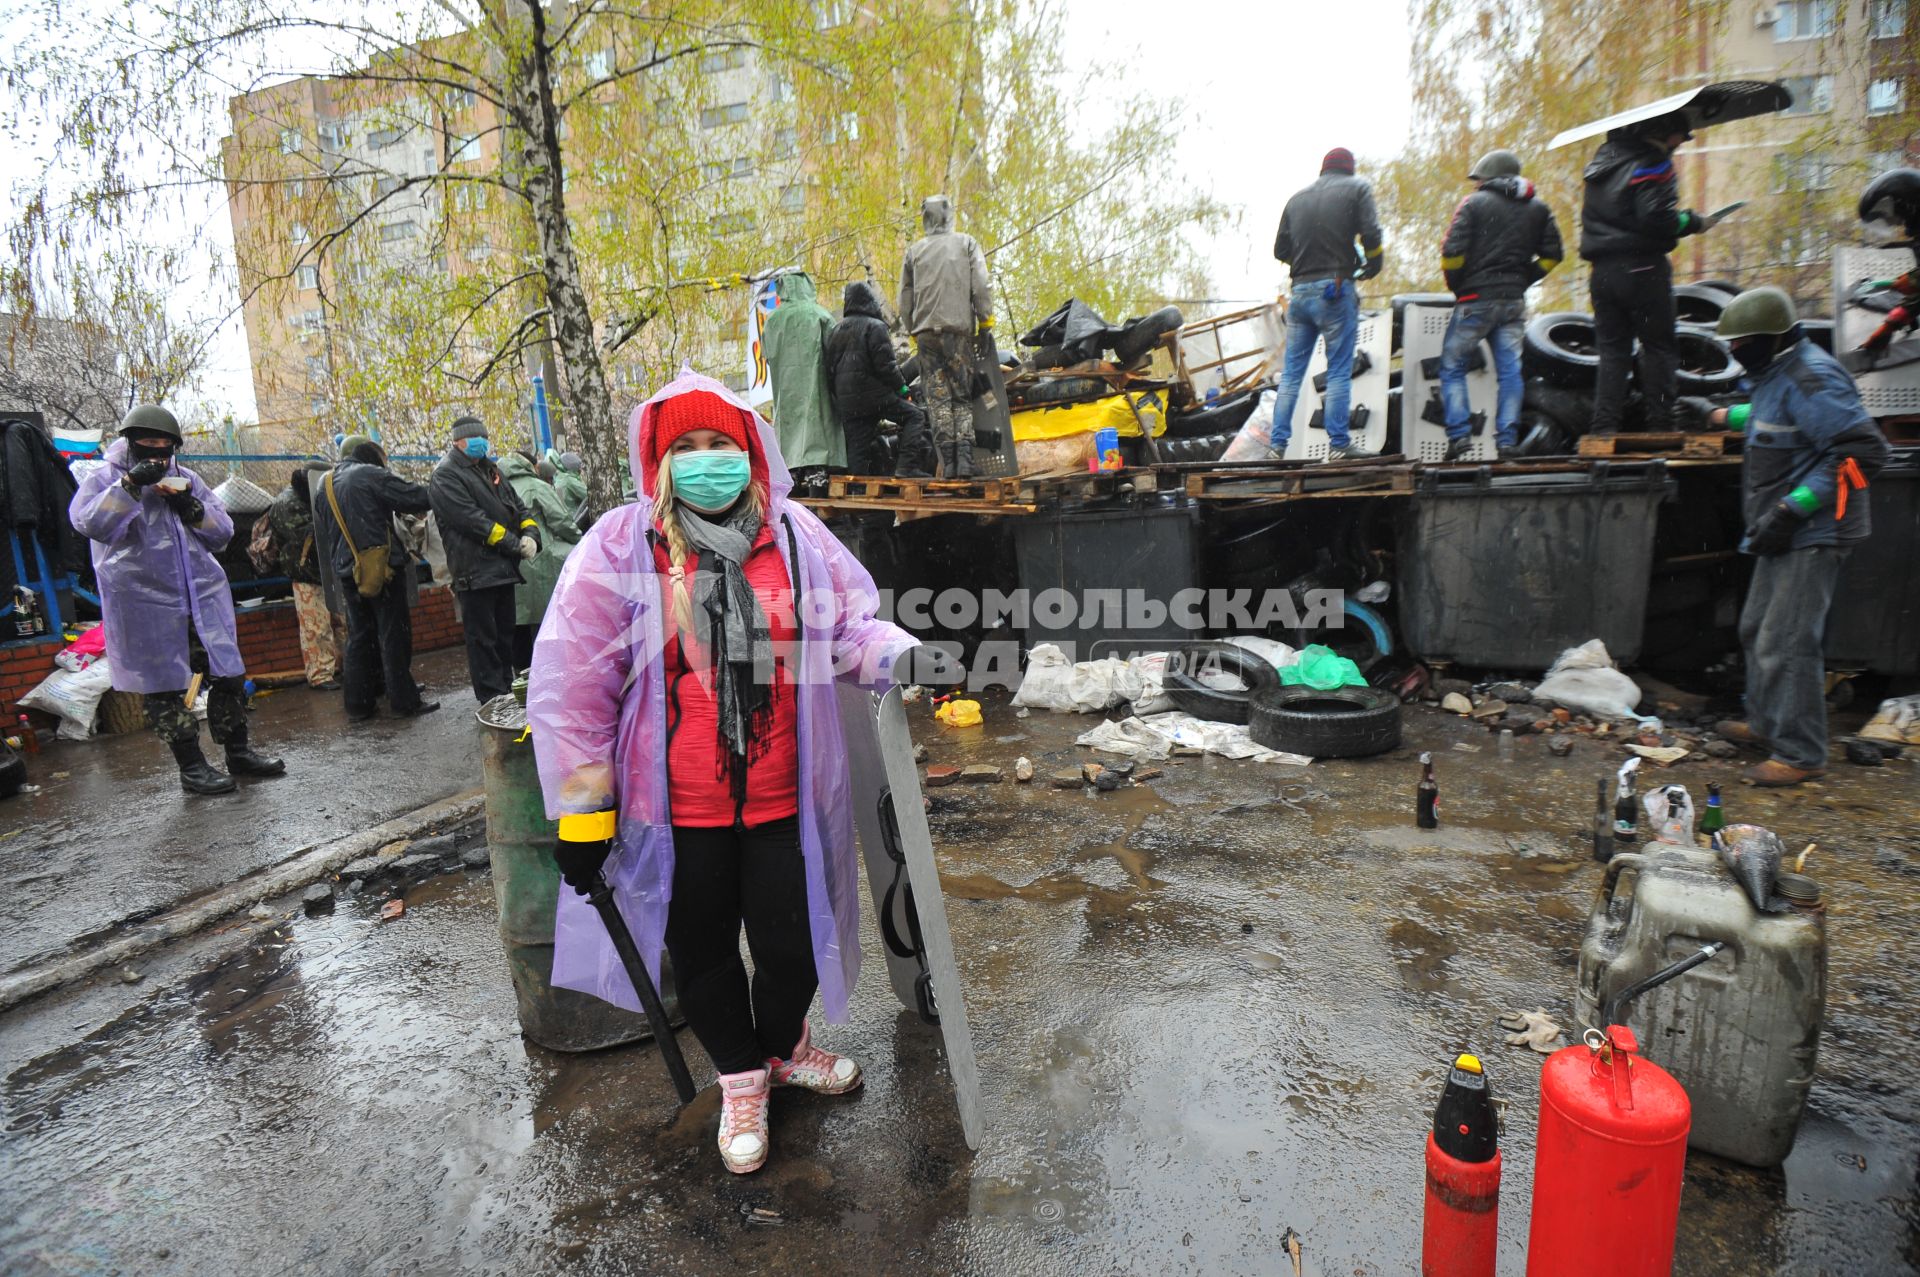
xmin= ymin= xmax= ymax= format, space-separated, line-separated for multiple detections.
xmin=313 ymin=437 xmax=438 ymax=720
xmin=1579 ymin=112 xmax=1727 ymax=434
xmin=1438 ymin=149 xmax=1565 ymax=459
xmin=825 ymin=281 xmax=933 ymax=477
xmin=429 ymin=415 xmax=538 ymax=703
xmin=1269 ymin=147 xmax=1383 ymax=461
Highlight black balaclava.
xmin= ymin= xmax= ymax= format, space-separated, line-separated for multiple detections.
xmin=1731 ymin=331 xmax=1791 ymax=377
xmin=128 ymin=438 xmax=176 ymax=463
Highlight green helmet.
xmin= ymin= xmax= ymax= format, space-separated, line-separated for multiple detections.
xmin=1468 ymin=149 xmax=1522 ymax=182
xmin=118 ymin=403 xmax=181 ymax=443
xmin=1716 ymin=287 xmax=1797 ymax=340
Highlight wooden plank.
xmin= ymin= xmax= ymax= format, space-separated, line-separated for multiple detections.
xmin=1577 ymin=432 xmax=1737 ymax=457
xmin=795 ymin=496 xmax=1036 ymax=516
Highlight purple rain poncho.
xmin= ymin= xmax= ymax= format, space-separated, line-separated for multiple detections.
xmin=526 ymin=369 xmax=916 ymax=1020
xmin=69 ymin=438 xmax=244 ymax=694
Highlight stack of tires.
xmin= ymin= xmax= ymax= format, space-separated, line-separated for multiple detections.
xmin=1515 ymin=280 xmax=1747 ymax=453
xmin=1162 ymin=641 xmax=1403 ymax=757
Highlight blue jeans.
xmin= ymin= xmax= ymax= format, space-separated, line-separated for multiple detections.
xmin=1439 ymin=298 xmax=1526 ymax=448
xmin=1268 ymin=281 xmax=1360 ymax=449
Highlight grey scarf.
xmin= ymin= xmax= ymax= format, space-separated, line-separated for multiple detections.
xmin=677 ymin=501 xmax=775 ymax=802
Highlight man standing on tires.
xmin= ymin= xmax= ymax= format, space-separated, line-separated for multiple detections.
xmin=1438 ymin=149 xmax=1564 ymax=460
xmin=1579 ymin=112 xmax=1727 ymax=435
xmin=1709 ymin=287 xmax=1890 ymax=786
xmin=430 ymin=415 xmax=540 ymax=704
xmin=899 ymin=194 xmax=992 ymax=479
xmin=1269 ymin=148 xmax=1383 ymax=462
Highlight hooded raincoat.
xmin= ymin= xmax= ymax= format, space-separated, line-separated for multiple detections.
xmin=499 ymin=452 xmax=581 ymax=628
xmin=526 ymin=369 xmax=915 ymax=1019
xmin=69 ymin=438 xmax=243 ymax=694
xmin=760 ymin=272 xmax=842 ymax=471
xmin=544 ymin=448 xmax=590 ymax=522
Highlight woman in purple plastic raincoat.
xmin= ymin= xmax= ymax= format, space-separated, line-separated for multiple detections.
xmin=529 ymin=369 xmax=924 ymax=1175
xmin=69 ymin=405 xmax=285 ymax=794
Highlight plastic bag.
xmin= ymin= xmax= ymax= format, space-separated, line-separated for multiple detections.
xmin=1643 ymin=785 xmax=1695 ymax=845
xmin=1531 ymin=639 xmax=1647 ymax=722
xmin=934 ymin=698 xmax=982 ymax=727
xmin=1276 ymin=644 xmax=1367 ymax=690
xmin=1861 ymin=693 xmax=1920 ymax=745
xmin=1219 ymin=390 xmax=1281 ymax=462
xmin=19 ymin=660 xmax=115 ymax=741
xmin=1223 ymin=634 xmax=1298 ymax=672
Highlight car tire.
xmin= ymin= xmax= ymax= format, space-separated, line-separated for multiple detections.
xmin=1166 ymin=390 xmax=1261 ymax=438
xmin=1673 ymin=326 xmax=1741 ymax=394
xmin=1027 ymin=344 xmax=1074 ymax=370
xmin=1163 ymin=641 xmax=1283 ymax=725
xmin=1673 ymin=284 xmax=1733 ymax=326
xmin=1515 ymin=381 xmax=1590 ymax=453
xmin=1016 ymin=375 xmax=1108 ymax=407
xmin=1523 ymin=312 xmax=1602 ymax=388
xmin=1248 ymin=684 xmax=1403 ymax=758
xmin=1111 ymin=306 xmax=1184 ymax=366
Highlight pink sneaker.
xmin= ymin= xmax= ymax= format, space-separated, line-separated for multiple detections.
xmin=716 ymin=1067 xmax=771 ymax=1174
xmin=767 ymin=1020 xmax=863 ymax=1095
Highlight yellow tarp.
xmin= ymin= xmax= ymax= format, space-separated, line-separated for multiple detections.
xmin=1010 ymin=392 xmax=1167 ymax=442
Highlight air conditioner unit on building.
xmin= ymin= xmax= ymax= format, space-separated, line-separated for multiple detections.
xmin=1755 ymin=5 xmax=1780 ymax=26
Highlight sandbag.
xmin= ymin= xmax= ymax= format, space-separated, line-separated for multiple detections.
xmin=1532 ymin=639 xmax=1647 ymax=722
xmin=1011 ymin=643 xmax=1144 ymax=713
xmin=19 ymin=660 xmax=116 ymax=741
xmin=1219 ymin=390 xmax=1280 ymax=462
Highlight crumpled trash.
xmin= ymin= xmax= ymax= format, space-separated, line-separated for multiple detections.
xmin=1499 ymin=1009 xmax=1565 ymax=1054
xmin=1531 ymin=639 xmax=1651 ymax=724
xmin=934 ymin=698 xmax=982 ymax=728
xmin=1355 ymin=581 xmax=1391 ymax=603
xmin=1075 ymin=712 xmax=1312 ymax=765
xmin=1628 ymin=744 xmax=1690 ymax=768
xmin=1643 ymin=785 xmax=1694 ymax=844
xmin=1715 ymin=823 xmax=1790 ymax=913
xmin=1276 ymin=644 xmax=1367 ymax=690
xmin=1861 ymin=693 xmax=1920 ymax=746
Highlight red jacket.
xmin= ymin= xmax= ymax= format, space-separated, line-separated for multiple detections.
xmin=654 ymin=522 xmax=799 ymax=827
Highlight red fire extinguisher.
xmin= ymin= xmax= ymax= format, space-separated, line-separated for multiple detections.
xmin=1423 ymin=1051 xmax=1501 ymax=1277
xmin=1526 ymin=1025 xmax=1690 ymax=1275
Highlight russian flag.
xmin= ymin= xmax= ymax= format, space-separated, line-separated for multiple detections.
xmin=52 ymin=426 xmax=100 ymax=459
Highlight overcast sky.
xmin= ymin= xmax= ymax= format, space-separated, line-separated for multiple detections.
xmin=4 ymin=0 xmax=1415 ymax=425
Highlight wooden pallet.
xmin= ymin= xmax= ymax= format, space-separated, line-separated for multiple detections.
xmin=1577 ymin=432 xmax=1740 ymax=458
xmin=1182 ymin=461 xmax=1416 ymax=502
xmin=827 ymin=474 xmax=1019 ymax=503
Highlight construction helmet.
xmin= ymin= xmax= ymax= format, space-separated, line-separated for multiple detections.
xmin=118 ymin=403 xmax=182 ymax=442
xmin=1859 ymin=167 xmax=1920 ymax=242
xmin=1716 ymin=287 xmax=1798 ymax=341
xmin=1468 ymin=149 xmax=1523 ymax=182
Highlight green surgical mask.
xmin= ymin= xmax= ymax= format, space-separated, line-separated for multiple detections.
xmin=670 ymin=450 xmax=751 ymax=512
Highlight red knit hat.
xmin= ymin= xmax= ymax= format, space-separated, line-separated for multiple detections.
xmin=648 ymin=389 xmax=752 ymax=472
xmin=1322 ymin=147 xmax=1356 ymax=174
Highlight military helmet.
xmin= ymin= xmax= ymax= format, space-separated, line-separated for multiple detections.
xmin=1716 ymin=287 xmax=1798 ymax=340
xmin=1859 ymin=167 xmax=1920 ymax=241
xmin=118 ymin=403 xmax=182 ymax=443
xmin=1468 ymin=149 xmax=1523 ymax=182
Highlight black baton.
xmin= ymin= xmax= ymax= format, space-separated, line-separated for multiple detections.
xmin=584 ymin=876 xmax=698 ymax=1104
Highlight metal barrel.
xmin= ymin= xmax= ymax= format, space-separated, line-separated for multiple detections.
xmin=477 ymin=695 xmax=676 ymax=1051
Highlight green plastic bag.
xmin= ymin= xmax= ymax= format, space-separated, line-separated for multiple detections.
xmin=1277 ymin=644 xmax=1368 ymax=690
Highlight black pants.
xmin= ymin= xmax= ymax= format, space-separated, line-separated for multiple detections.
xmin=663 ymin=816 xmax=818 ymax=1075
xmin=1590 ymin=254 xmax=1678 ymax=434
xmin=844 ymin=396 xmax=931 ymax=476
xmin=457 ymin=584 xmax=517 ymax=703
xmin=343 ymin=580 xmax=422 ymax=716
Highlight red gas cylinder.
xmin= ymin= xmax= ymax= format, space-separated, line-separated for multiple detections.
xmin=1526 ymin=1026 xmax=1690 ymax=1276
xmin=1423 ymin=1052 xmax=1501 ymax=1277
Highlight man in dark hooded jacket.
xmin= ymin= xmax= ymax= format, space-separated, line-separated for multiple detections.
xmin=1579 ymin=112 xmax=1728 ymax=434
xmin=1437 ymin=149 xmax=1564 ymax=458
xmin=314 ymin=436 xmax=439 ymax=720
xmin=825 ymin=281 xmax=933 ymax=478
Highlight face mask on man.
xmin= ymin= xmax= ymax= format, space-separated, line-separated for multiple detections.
xmin=462 ymin=436 xmax=490 ymax=459
xmin=670 ymin=450 xmax=751 ymax=513
xmin=128 ymin=439 xmax=176 ymax=463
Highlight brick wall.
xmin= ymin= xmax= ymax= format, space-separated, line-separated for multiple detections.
xmin=2 ymin=585 xmax=465 ymax=724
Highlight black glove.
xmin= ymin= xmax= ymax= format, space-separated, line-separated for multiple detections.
xmin=162 ymin=487 xmax=204 ymax=525
xmin=893 ymin=643 xmax=961 ymax=688
xmin=1356 ymin=253 xmax=1384 ymax=282
xmin=125 ymin=459 xmax=169 ymax=487
xmin=553 ymin=829 xmax=614 ymax=897
xmin=1746 ymin=499 xmax=1806 ymax=557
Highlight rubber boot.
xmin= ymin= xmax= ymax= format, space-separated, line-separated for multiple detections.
xmin=223 ymin=728 xmax=287 ymax=778
xmin=170 ymin=739 xmax=237 ymax=795
xmin=951 ymin=440 xmax=975 ymax=479
xmin=936 ymin=442 xmax=956 ymax=479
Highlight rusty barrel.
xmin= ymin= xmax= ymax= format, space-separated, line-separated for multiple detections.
xmin=477 ymin=694 xmax=676 ymax=1051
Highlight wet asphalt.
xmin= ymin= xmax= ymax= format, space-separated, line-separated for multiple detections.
xmin=0 ymin=693 xmax=1916 ymax=1275
xmin=0 ymin=648 xmax=479 ymax=975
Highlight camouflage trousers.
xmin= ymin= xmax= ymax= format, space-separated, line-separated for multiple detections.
xmin=916 ymin=332 xmax=975 ymax=450
xmin=292 ymin=582 xmax=344 ymax=685
xmin=144 ymin=633 xmax=248 ymax=748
